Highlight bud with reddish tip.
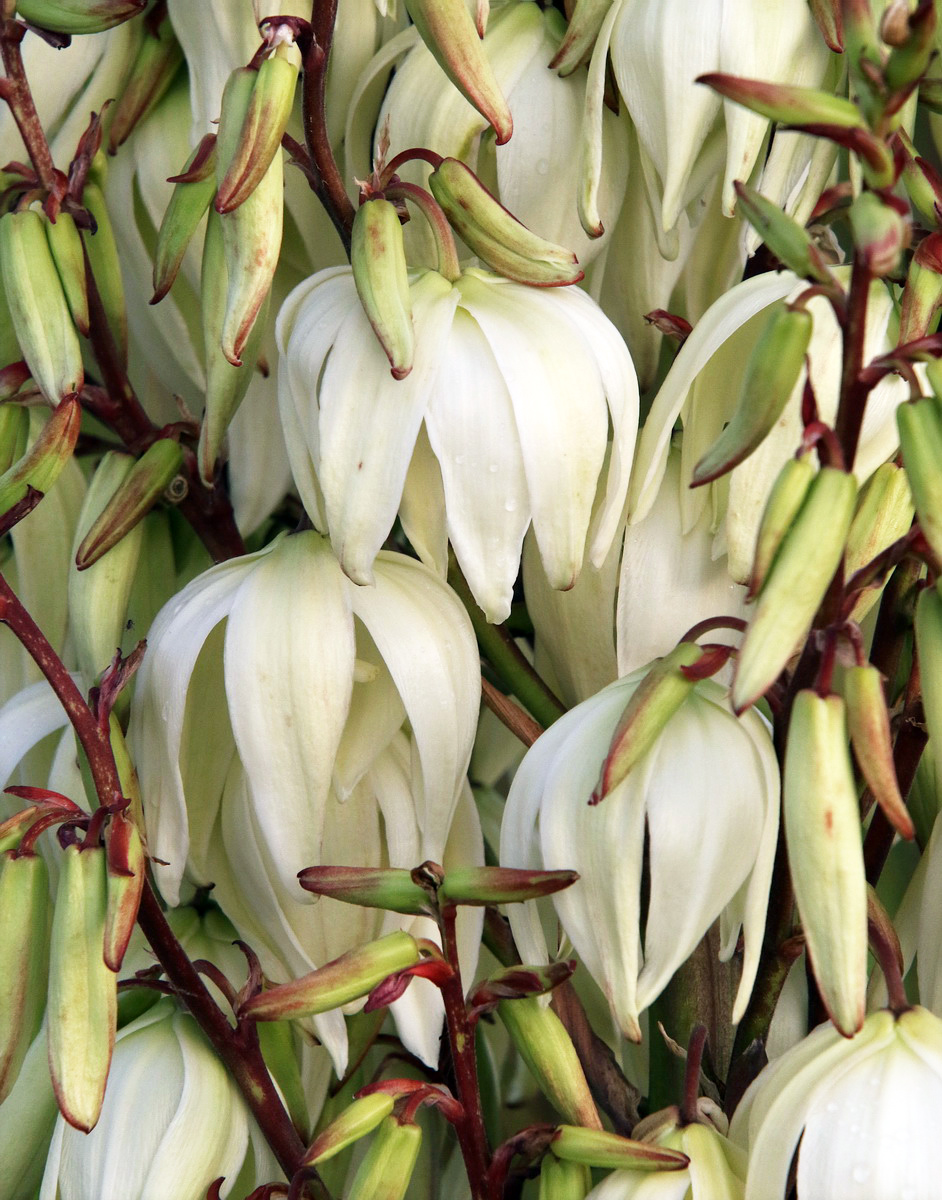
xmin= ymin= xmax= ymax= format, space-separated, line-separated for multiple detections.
xmin=697 ymin=73 xmax=864 ymax=130
xmin=898 ymin=394 xmax=942 ymax=563
xmin=550 ymin=1125 xmax=689 ymax=1172
xmin=346 ymin=1115 xmax=423 ymax=1200
xmin=538 ymin=1155 xmax=590 ymax=1200
xmin=302 ymin=1093 xmax=395 ymax=1167
xmin=404 ymin=0 xmax=513 ymax=145
xmin=733 ymin=182 xmax=834 ymax=284
xmin=439 ymin=865 xmax=579 ymax=905
xmin=298 ymin=865 xmax=430 ymax=915
xmin=469 ymin=961 xmax=575 ymax=1010
xmin=843 ymin=462 xmax=914 ymax=624
xmin=151 ymin=134 xmax=218 ymax=304
xmin=351 ymin=198 xmax=415 ymax=380
xmin=900 ymin=233 xmax=942 ymax=343
xmin=0 ymin=850 xmax=49 ymax=1104
xmin=45 ymin=212 xmax=90 ymax=337
xmin=844 ymin=665 xmax=914 ymax=841
xmin=14 ymin=0 xmax=145 ymax=34
xmin=850 ymin=191 xmax=909 ymax=277
xmin=241 ymin=931 xmax=422 ymax=1022
xmin=107 ymin=6 xmax=183 ymax=152
xmin=103 ymin=810 xmax=145 ymax=972
xmin=784 ymin=690 xmax=867 ymax=1036
xmin=0 ymin=395 xmax=81 ymax=527
xmin=428 ymin=158 xmax=583 ymax=287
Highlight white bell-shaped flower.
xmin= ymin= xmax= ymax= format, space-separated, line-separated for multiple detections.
xmin=500 ymin=671 xmax=779 ymax=1041
xmin=731 ymin=1006 xmax=942 ymax=1200
xmin=39 ymin=1000 xmax=281 ymax=1200
xmin=277 ymin=266 xmax=638 ymax=623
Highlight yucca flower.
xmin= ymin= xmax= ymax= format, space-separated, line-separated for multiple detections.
xmin=731 ymin=1006 xmax=942 ymax=1200
xmin=500 ymin=670 xmax=779 ymax=1041
xmin=277 ymin=265 xmax=638 ymax=623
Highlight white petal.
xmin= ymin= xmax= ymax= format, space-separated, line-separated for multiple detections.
xmin=223 ymin=533 xmax=355 ymax=888
xmin=577 ymin=0 xmax=624 ymax=239
xmin=399 ymin=424 xmax=449 ymax=578
xmin=424 ymin=307 xmax=530 ymax=623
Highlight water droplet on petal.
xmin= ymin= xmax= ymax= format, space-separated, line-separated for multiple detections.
xmin=454 ymin=454 xmax=465 ymax=466
xmin=504 ymin=499 xmax=517 ymax=512
xmin=488 ymin=463 xmax=498 ymax=474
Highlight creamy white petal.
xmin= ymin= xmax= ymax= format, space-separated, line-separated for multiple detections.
xmin=399 ymin=425 xmax=449 ymax=579
xmin=424 ymin=307 xmax=530 ymax=624
xmin=223 ymin=533 xmax=355 ymax=888
xmin=332 ymin=627 xmax=406 ymax=800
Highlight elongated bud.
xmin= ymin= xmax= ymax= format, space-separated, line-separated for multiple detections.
xmin=347 ymin=1116 xmax=422 ymax=1200
xmin=899 ymin=235 xmax=942 ymax=343
xmin=843 ymin=665 xmax=914 ymax=840
xmin=103 ymin=810 xmax=145 ymax=971
xmin=884 ymin=0 xmax=936 ymax=92
xmin=242 ymin=932 xmax=421 ymax=1022
xmin=428 ymin=158 xmax=583 ymax=287
xmin=108 ymin=8 xmax=183 ymax=152
xmin=403 ymin=0 xmax=512 ymax=144
xmin=809 ymin=0 xmax=843 ymax=51
xmin=593 ymin=642 xmax=705 ymax=801
xmin=302 ymin=1093 xmax=395 ymax=1166
xmin=915 ymin=585 xmax=942 ymax=767
xmin=75 ymin=438 xmax=183 ymax=568
xmin=898 ymin=395 xmax=942 ymax=563
xmin=551 ymin=1125 xmax=688 ymax=1171
xmin=0 ymin=401 xmax=28 ymax=477
xmin=692 ymin=304 xmax=812 ymax=486
xmin=440 ymin=866 xmax=578 ymax=905
xmin=82 ymin=182 xmax=128 ymax=366
xmin=0 ymin=394 xmax=80 ymax=523
xmin=48 ymin=842 xmax=118 ymax=1132
xmin=298 ymin=865 xmax=430 ymax=914
xmin=351 ymin=198 xmax=415 ymax=380
xmin=151 ymin=135 xmax=217 ymax=303
xmin=215 ymin=42 xmax=300 ymax=213
xmin=471 ymin=961 xmax=575 ymax=1008
xmin=215 ymin=67 xmax=283 ymax=368
xmin=896 ymin=132 xmax=942 ymax=231
xmin=45 ymin=212 xmax=90 ymax=336
xmin=0 ymin=210 xmax=84 ymax=403
xmin=14 ymin=0 xmax=145 ymax=34
xmin=747 ymin=454 xmax=816 ymax=600
xmin=733 ymin=467 xmax=857 ymax=713
xmin=850 ymin=191 xmax=908 ymax=277
xmin=498 ymin=997 xmax=602 ymax=1129
xmin=733 ymin=183 xmax=833 ymax=283
xmin=843 ymin=462 xmax=914 ymax=623
xmin=539 ymin=1155 xmax=591 ymax=1200
xmin=698 ymin=73 xmax=864 ymax=129
xmin=549 ymin=0 xmax=612 ymax=75
xmin=784 ymin=691 xmax=867 ymax=1035
xmin=0 ymin=851 xmax=49 ymax=1103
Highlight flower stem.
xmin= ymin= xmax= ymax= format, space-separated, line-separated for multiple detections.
xmin=0 ymin=19 xmax=61 ymax=199
xmin=834 ymin=254 xmax=873 ymax=471
xmin=384 ymin=180 xmax=461 ymax=282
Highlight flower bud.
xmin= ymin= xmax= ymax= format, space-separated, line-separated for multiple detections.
xmin=915 ymin=584 xmax=942 ymax=762
xmin=302 ymin=1093 xmax=395 ymax=1166
xmin=0 ymin=210 xmax=83 ymax=403
xmin=14 ymin=0 xmax=145 ymax=34
xmin=549 ymin=0 xmax=611 ymax=75
xmin=747 ymin=453 xmax=816 ymax=600
xmin=733 ymin=182 xmax=833 ymax=284
xmin=850 ymin=191 xmax=908 ymax=277
xmin=346 ymin=1115 xmax=422 ymax=1200
xmin=733 ymin=467 xmax=857 ymax=713
xmin=898 ymin=394 xmax=942 ymax=563
xmin=498 ymin=996 xmax=602 ymax=1128
xmin=884 ymin=0 xmax=936 ymax=92
xmin=539 ymin=1155 xmax=590 ymax=1200
xmin=74 ymin=437 xmax=184 ymax=568
xmin=0 ymin=850 xmax=49 ymax=1103
xmin=692 ymin=303 xmax=813 ymax=486
xmin=0 ymin=400 xmax=28 ymax=476
xmin=351 ymin=198 xmax=415 ymax=380
xmin=428 ymin=158 xmax=583 ymax=287
xmin=551 ymin=1125 xmax=688 ymax=1171
xmin=844 ymin=665 xmax=914 ymax=841
xmin=215 ymin=41 xmax=300 ymax=214
xmin=697 ymin=73 xmax=864 ymax=130
xmin=82 ymin=181 xmax=128 ymax=365
xmin=403 ymin=0 xmax=512 ymax=145
xmin=594 ymin=641 xmax=704 ymax=800
xmin=241 ymin=931 xmax=422 ymax=1022
xmin=151 ymin=134 xmax=217 ymax=304
xmin=439 ymin=865 xmax=578 ymax=905
xmin=784 ymin=690 xmax=867 ymax=1035
xmin=843 ymin=462 xmax=914 ymax=623
xmin=107 ymin=5 xmax=183 ymax=152
xmin=298 ymin=865 xmax=431 ymax=915
xmin=47 ymin=842 xmax=118 ymax=1131
xmin=0 ymin=395 xmax=80 ymax=527
xmin=45 ymin=212 xmax=90 ymax=336
xmin=103 ymin=809 xmax=145 ymax=971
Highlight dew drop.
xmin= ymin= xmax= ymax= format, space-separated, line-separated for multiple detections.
xmin=454 ymin=454 xmax=466 ymax=466
xmin=825 ymin=1102 xmax=838 ymax=1114
xmin=851 ymin=1164 xmax=871 ymax=1185
xmin=504 ymin=499 xmax=517 ymax=512
xmin=487 ymin=463 xmax=498 ymax=474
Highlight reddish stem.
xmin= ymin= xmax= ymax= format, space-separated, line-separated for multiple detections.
xmin=833 ymin=254 xmax=873 ymax=471
xmin=0 ymin=19 xmax=61 ymax=199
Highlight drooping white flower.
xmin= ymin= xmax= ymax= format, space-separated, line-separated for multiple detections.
xmin=731 ymin=1007 xmax=942 ymax=1200
xmin=277 ymin=266 xmax=638 ymax=623
xmin=39 ymin=1000 xmax=282 ymax=1200
xmin=500 ymin=671 xmax=779 ymax=1041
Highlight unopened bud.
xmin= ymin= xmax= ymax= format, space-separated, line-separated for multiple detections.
xmin=298 ymin=865 xmax=430 ymax=914
xmin=75 ymin=438 xmax=184 ymax=568
xmin=914 ymin=585 xmax=942 ymax=767
xmin=733 ymin=467 xmax=857 ymax=713
xmin=302 ymin=1093 xmax=395 ymax=1166
xmin=428 ymin=158 xmax=583 ymax=287
xmin=850 ymin=191 xmax=908 ymax=276
xmin=151 ymin=135 xmax=218 ymax=304
xmin=733 ymin=183 xmax=833 ymax=283
xmin=498 ymin=997 xmax=602 ymax=1129
xmin=784 ymin=690 xmax=867 ymax=1036
xmin=241 ymin=931 xmax=421 ymax=1022
xmin=48 ymin=842 xmax=118 ymax=1132
xmin=884 ymin=0 xmax=936 ymax=92
xmin=82 ymin=182 xmax=127 ymax=365
xmin=843 ymin=462 xmax=914 ymax=623
xmin=692 ymin=303 xmax=812 ymax=486
xmin=899 ymin=234 xmax=942 ymax=343
xmin=0 ymin=395 xmax=80 ymax=525
xmin=843 ymin=665 xmax=914 ymax=841
xmin=404 ymin=0 xmax=512 ymax=144
xmin=45 ymin=212 xmax=90 ymax=336
xmin=897 ymin=394 xmax=942 ymax=563
xmin=108 ymin=8 xmax=183 ymax=153
xmin=103 ymin=810 xmax=145 ymax=972
xmin=470 ymin=961 xmax=575 ymax=1009
xmin=550 ymin=1125 xmax=688 ymax=1171
xmin=549 ymin=0 xmax=612 ymax=75
xmin=351 ymin=198 xmax=414 ymax=380
xmin=14 ymin=0 xmax=145 ymax=34
xmin=347 ymin=1115 xmax=422 ymax=1200
xmin=0 ymin=850 xmax=49 ymax=1103
xmin=538 ymin=1155 xmax=591 ymax=1200
xmin=747 ymin=454 xmax=816 ymax=600
xmin=698 ymin=73 xmax=864 ymax=130
xmin=593 ymin=642 xmax=705 ymax=801
xmin=440 ymin=866 xmax=578 ymax=905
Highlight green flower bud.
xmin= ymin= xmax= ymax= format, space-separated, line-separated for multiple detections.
xmin=107 ymin=6 xmax=183 ymax=153
xmin=844 ymin=664 xmax=914 ymax=841
xmin=849 ymin=191 xmax=908 ymax=277
xmin=151 ymin=134 xmax=217 ymax=304
xmin=0 ymin=851 xmax=49 ymax=1103
xmin=14 ymin=0 xmax=144 ymax=35
xmin=733 ymin=182 xmax=834 ymax=283
xmin=298 ymin=865 xmax=430 ymax=915
xmin=347 ymin=1116 xmax=422 ymax=1200
xmin=45 ymin=212 xmax=90 ymax=336
xmin=439 ymin=865 xmax=578 ymax=905
xmin=843 ymin=462 xmax=914 ymax=624
xmin=551 ymin=1125 xmax=688 ymax=1171
xmin=351 ymin=198 xmax=415 ymax=380
xmin=0 ymin=395 xmax=81 ymax=528
xmin=538 ymin=1155 xmax=591 ymax=1200
xmin=898 ymin=394 xmax=942 ymax=563
xmin=82 ymin=182 xmax=128 ymax=366
xmin=302 ymin=1093 xmax=395 ymax=1166
xmin=747 ymin=453 xmax=817 ymax=600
